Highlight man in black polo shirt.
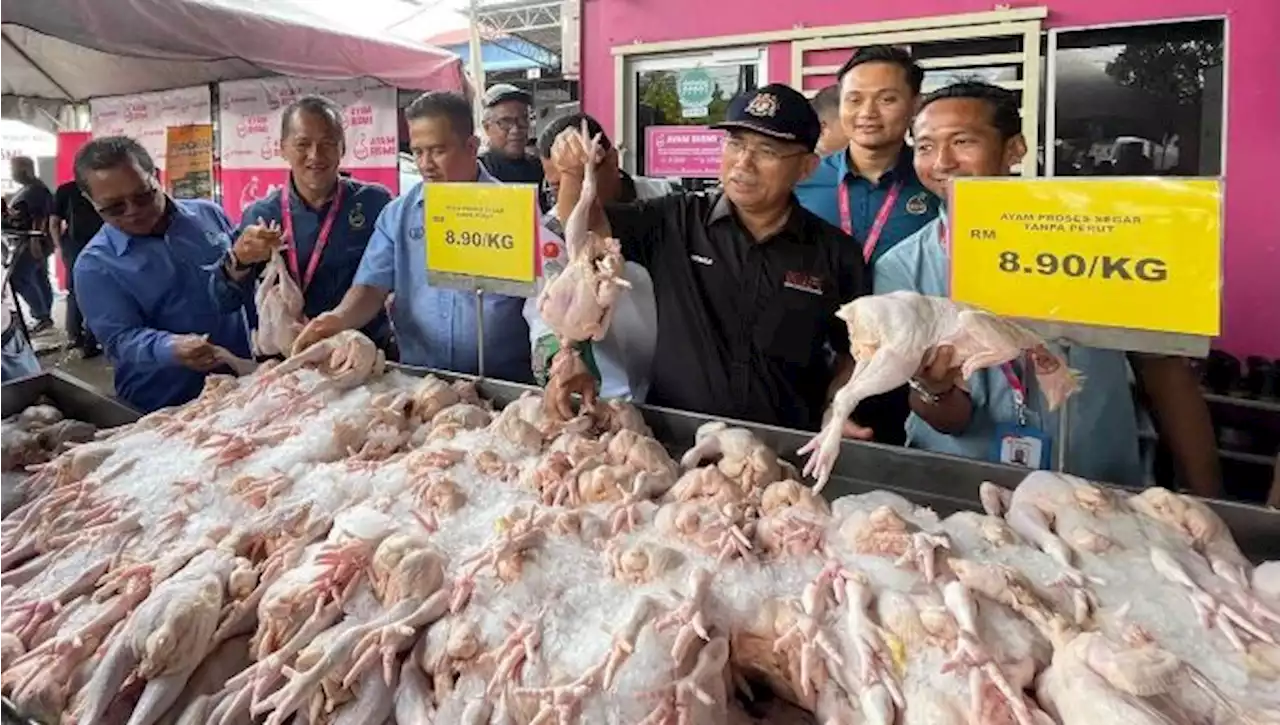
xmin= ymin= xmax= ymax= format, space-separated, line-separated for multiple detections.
xmin=549 ymin=83 xmax=899 ymax=440
xmin=51 ymin=179 xmax=105 ymax=356
xmin=478 ymin=84 xmax=544 ymax=186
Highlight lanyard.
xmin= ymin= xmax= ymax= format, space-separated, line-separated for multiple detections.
xmin=999 ymin=359 xmax=1029 ymax=426
xmin=281 ymin=182 xmax=344 ymax=293
xmin=837 ymin=177 xmax=902 ymax=264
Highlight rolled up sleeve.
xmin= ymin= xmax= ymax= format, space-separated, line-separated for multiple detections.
xmin=75 ymin=258 xmax=176 ymax=367
xmin=353 ymin=202 xmax=399 ymax=291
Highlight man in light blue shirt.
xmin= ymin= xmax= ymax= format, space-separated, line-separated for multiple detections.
xmin=72 ymin=137 xmax=252 ymax=412
xmin=293 ymin=91 xmax=554 ymax=384
xmin=875 ymin=81 xmax=1220 ymax=495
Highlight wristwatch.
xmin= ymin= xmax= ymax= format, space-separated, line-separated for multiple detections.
xmin=908 ymin=378 xmax=952 ymax=404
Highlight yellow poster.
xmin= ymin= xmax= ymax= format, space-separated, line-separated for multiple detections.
xmin=424 ymin=183 xmax=538 ymax=284
xmin=949 ymin=178 xmax=1222 ymax=336
xmin=164 ymin=124 xmax=214 ymax=200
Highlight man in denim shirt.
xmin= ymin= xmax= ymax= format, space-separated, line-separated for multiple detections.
xmin=293 ymin=92 xmax=556 ymax=383
xmin=875 ymin=81 xmax=1220 ymax=495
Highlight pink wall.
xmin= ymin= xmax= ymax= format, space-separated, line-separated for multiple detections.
xmin=583 ymin=0 xmax=1280 ymax=357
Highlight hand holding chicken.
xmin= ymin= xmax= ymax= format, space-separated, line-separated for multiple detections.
xmin=802 ymin=291 xmax=1081 ymax=490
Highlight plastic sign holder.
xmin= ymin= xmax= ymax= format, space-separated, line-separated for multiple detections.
xmin=947 ymin=176 xmax=1224 ymax=470
xmin=424 ymin=182 xmax=540 ymax=378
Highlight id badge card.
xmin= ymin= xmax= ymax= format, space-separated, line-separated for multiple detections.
xmin=992 ymin=423 xmax=1053 ymax=470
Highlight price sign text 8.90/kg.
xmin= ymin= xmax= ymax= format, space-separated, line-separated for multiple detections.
xmin=948 ymin=178 xmax=1221 ymax=337
xmin=424 ymin=183 xmax=538 ymax=295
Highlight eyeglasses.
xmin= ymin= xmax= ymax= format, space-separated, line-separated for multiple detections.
xmin=87 ymin=182 xmax=160 ymax=218
xmin=722 ymin=137 xmax=807 ymax=166
xmin=490 ymin=116 xmax=530 ymax=132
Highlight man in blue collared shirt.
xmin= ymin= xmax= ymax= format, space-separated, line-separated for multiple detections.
xmin=209 ymin=95 xmax=393 ymax=348
xmin=72 ymin=137 xmax=252 ymax=412
xmin=795 ymin=46 xmax=940 ymax=265
xmin=874 ymin=81 xmax=1221 ymax=496
xmin=293 ymin=91 xmax=551 ymax=383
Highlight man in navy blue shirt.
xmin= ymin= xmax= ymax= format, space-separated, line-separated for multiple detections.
xmin=73 ymin=137 xmax=252 ymax=412
xmin=795 ymin=46 xmax=940 ymax=266
xmin=211 ymin=95 xmax=393 ymax=350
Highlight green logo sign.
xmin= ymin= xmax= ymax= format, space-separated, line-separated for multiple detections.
xmin=677 ymin=68 xmax=716 ymax=109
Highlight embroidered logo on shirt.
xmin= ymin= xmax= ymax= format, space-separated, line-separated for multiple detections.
xmin=542 ymin=241 xmax=561 ymax=260
xmin=905 ymin=192 xmax=929 ymax=215
xmin=349 ymin=202 xmax=366 ymax=229
xmin=410 ymin=226 xmax=425 ymax=240
xmin=745 ymin=93 xmax=779 ymax=118
xmin=690 ymin=254 xmax=714 ymax=266
xmin=783 ymin=271 xmax=824 ymax=295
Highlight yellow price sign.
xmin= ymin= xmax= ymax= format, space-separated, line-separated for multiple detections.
xmin=424 ymin=182 xmax=538 ymax=285
xmin=949 ymin=178 xmax=1221 ymax=336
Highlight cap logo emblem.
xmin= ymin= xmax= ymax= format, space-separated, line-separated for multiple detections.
xmin=745 ymin=93 xmax=779 ymax=118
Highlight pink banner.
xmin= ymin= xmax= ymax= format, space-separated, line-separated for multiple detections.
xmin=222 ymin=167 xmax=400 ymax=225
xmin=645 ymin=126 xmax=725 ymax=178
xmin=218 ymin=77 xmax=400 ymax=223
xmin=89 ymin=86 xmax=214 ymax=181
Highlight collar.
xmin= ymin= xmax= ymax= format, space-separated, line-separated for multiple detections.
xmin=103 ymin=198 xmax=188 ymax=256
xmin=413 ymin=163 xmax=498 ymax=208
xmin=287 ymin=175 xmax=347 ymax=212
xmin=706 ymin=192 xmax=808 ymax=244
xmin=836 ymin=143 xmax=914 ymax=186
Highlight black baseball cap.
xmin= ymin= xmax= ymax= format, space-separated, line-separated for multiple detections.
xmin=483 ymin=83 xmax=533 ymax=108
xmin=711 ymin=83 xmax=821 ymax=152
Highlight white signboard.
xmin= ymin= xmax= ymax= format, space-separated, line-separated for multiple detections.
xmin=89 ymin=86 xmax=213 ymax=173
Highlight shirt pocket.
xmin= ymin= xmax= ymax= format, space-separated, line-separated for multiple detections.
xmin=757 ymin=281 xmax=827 ymax=367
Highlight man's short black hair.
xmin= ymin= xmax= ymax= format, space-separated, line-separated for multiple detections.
xmin=73 ymin=136 xmax=156 ymax=192
xmin=280 ymin=94 xmax=346 ymax=141
xmin=404 ymin=91 xmax=475 ymax=139
xmin=836 ymin=45 xmax=925 ymax=95
xmin=917 ymin=80 xmax=1023 ymax=140
xmin=810 ymin=84 xmax=841 ymax=119
xmin=9 ymin=155 xmax=34 ymax=173
xmin=536 ymin=113 xmax=611 ymax=159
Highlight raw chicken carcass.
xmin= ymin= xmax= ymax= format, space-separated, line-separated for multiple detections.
xmin=8 ymin=326 xmax=1279 ymax=725
xmin=801 ymin=291 xmax=1082 ymax=490
xmin=253 ymin=244 xmax=305 ymax=357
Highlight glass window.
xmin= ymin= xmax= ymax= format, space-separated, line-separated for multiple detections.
xmin=1051 ymin=19 xmax=1224 ymax=177
xmin=634 ymin=61 xmax=760 ymax=189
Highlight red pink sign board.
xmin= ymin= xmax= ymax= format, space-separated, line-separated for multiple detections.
xmin=645 ymin=126 xmax=725 ymax=177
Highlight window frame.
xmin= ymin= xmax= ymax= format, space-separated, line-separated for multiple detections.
xmin=619 ymin=47 xmax=770 ymax=176
xmin=1043 ymin=15 xmax=1229 ymax=178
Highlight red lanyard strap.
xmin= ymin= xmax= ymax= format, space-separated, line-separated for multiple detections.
xmin=281 ymin=182 xmax=345 ymax=293
xmin=838 ymin=177 xmax=903 ymax=264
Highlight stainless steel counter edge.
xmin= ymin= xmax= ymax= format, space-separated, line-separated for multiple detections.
xmin=387 ymin=364 xmax=1280 ymax=562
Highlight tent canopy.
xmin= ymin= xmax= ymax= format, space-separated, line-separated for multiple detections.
xmin=0 ymin=0 xmax=467 ymax=103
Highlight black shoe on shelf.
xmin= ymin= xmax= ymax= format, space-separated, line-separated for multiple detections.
xmin=1244 ymin=356 xmax=1270 ymax=400
xmin=1259 ymin=359 xmax=1280 ymax=402
xmin=1204 ymin=350 xmax=1239 ymax=395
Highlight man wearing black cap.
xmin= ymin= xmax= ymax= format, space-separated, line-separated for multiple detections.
xmin=548 ymin=83 xmax=896 ymax=440
xmin=479 ymin=83 xmax=544 ymax=185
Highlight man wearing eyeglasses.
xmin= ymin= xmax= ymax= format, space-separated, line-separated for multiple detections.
xmin=72 ymin=136 xmax=252 ymax=413
xmin=209 ymin=95 xmax=394 ymax=352
xmin=478 ymin=84 xmax=544 ymax=186
xmin=548 ymin=84 xmax=898 ymax=440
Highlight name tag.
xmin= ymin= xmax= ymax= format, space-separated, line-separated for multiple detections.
xmin=690 ymin=254 xmax=714 ymax=266
xmin=992 ymin=423 xmax=1053 ymax=470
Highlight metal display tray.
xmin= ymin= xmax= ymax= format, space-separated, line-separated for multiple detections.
xmin=392 ymin=364 xmax=1280 ymax=562
xmin=2 ymin=369 xmax=140 ymax=428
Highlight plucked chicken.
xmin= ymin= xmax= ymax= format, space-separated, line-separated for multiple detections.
xmin=802 ymin=291 xmax=1082 ymax=490
xmin=252 ymin=227 xmax=306 ymax=358
xmin=1 ymin=334 xmax=1277 ymax=725
xmin=536 ymin=121 xmax=631 ymax=420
